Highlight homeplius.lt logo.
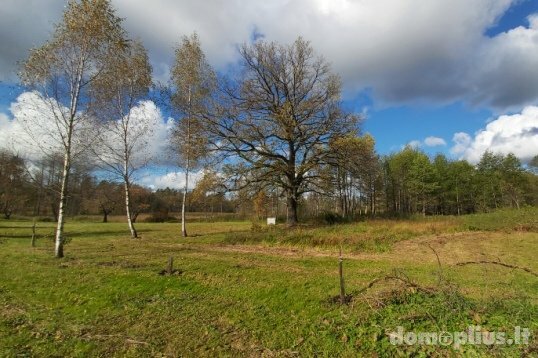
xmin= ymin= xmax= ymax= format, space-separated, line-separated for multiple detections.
xmin=388 ymin=326 xmax=531 ymax=348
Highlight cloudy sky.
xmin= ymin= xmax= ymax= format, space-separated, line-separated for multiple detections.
xmin=0 ymin=0 xmax=537 ymax=188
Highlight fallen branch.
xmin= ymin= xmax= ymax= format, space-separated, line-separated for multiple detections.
xmin=81 ymin=333 xmax=149 ymax=346
xmin=351 ymin=274 xmax=437 ymax=296
xmin=428 ymin=244 xmax=444 ymax=285
xmin=454 ymin=261 xmax=538 ymax=277
xmin=125 ymin=338 xmax=149 ymax=345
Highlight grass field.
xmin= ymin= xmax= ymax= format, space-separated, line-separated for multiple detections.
xmin=0 ymin=209 xmax=537 ymax=356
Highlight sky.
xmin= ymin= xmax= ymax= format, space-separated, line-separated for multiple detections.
xmin=0 ymin=0 xmax=537 ymax=189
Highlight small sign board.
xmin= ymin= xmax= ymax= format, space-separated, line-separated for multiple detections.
xmin=267 ymin=217 xmax=276 ymax=225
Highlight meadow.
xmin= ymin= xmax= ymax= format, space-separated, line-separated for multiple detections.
xmin=0 ymin=209 xmax=537 ymax=356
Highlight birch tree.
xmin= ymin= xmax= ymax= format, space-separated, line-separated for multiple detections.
xmin=92 ymin=40 xmax=153 ymax=238
xmin=19 ymin=0 xmax=127 ymax=257
xmin=170 ymin=33 xmax=215 ymax=237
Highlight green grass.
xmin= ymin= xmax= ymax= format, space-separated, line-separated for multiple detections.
xmin=0 ymin=210 xmax=537 ymax=356
xmin=463 ymin=207 xmax=538 ymax=232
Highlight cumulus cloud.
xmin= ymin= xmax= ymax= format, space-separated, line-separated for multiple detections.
xmin=406 ymin=136 xmax=447 ymax=148
xmin=113 ymin=0 xmax=537 ymax=110
xmin=424 ymin=136 xmax=447 ymax=147
xmin=407 ymin=140 xmax=422 ymax=149
xmin=94 ymin=100 xmax=174 ymax=171
xmin=2 ymin=0 xmax=538 ymax=110
xmin=0 ymin=111 xmax=19 ymax=151
xmin=0 ymin=92 xmax=174 ymax=166
xmin=469 ymin=13 xmax=538 ymax=110
xmin=138 ymin=170 xmax=203 ymax=190
xmin=0 ymin=91 xmax=84 ymax=159
xmin=450 ymin=106 xmax=538 ymax=163
xmin=0 ymin=91 xmax=184 ymax=189
xmin=451 ymin=132 xmax=473 ymax=156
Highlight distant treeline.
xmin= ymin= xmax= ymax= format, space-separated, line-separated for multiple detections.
xmin=0 ymin=149 xmax=234 ymax=222
xmin=318 ymin=146 xmax=538 ymax=218
xmin=1 ymin=147 xmax=536 ymax=221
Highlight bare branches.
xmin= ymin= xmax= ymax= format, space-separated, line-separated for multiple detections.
xmin=454 ymin=260 xmax=538 ymax=277
xmin=351 ymin=272 xmax=438 ymax=297
xmin=209 ymin=37 xmax=359 ymax=225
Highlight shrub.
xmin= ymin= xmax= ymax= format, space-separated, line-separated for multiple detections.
xmin=143 ymin=215 xmax=178 ymax=223
xmin=316 ymin=212 xmax=346 ymax=225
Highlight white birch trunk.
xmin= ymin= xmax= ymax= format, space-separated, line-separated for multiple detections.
xmin=181 ymin=164 xmax=189 ymax=237
xmin=54 ymin=57 xmax=82 ymax=258
xmin=54 ymin=149 xmax=71 ymax=258
xmin=125 ymin=179 xmax=137 ymax=238
xmin=123 ymin=132 xmax=138 ymax=238
xmin=181 ymin=87 xmax=192 ymax=238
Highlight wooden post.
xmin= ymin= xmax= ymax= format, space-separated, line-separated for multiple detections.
xmin=31 ymin=218 xmax=37 ymax=247
xmin=167 ymin=256 xmax=174 ymax=275
xmin=339 ymin=246 xmax=345 ymax=304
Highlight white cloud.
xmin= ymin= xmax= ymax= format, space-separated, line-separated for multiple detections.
xmin=406 ymin=136 xmax=447 ymax=149
xmin=450 ymin=106 xmax=538 ymax=163
xmin=0 ymin=92 xmax=174 ymax=166
xmin=1 ymin=91 xmax=80 ymax=160
xmin=0 ymin=92 xmax=207 ymax=192
xmin=407 ymin=140 xmax=422 ymax=149
xmin=424 ymin=136 xmax=447 ymax=147
xmin=111 ymin=0 xmax=538 ymax=109
xmin=93 ymin=100 xmax=174 ymax=173
xmin=469 ymin=13 xmax=538 ymax=110
xmin=2 ymin=1 xmax=538 ymax=110
xmin=0 ymin=112 xmax=18 ymax=151
xmin=451 ymin=132 xmax=472 ymax=156
xmin=138 ymin=170 xmax=203 ymax=190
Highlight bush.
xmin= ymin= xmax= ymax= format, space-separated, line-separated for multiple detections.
xmin=318 ymin=212 xmax=346 ymax=225
xmin=143 ymin=215 xmax=178 ymax=223
xmin=250 ymin=221 xmax=263 ymax=232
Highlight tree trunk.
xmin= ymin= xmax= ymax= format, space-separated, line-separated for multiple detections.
xmin=181 ymin=166 xmax=189 ymax=237
xmin=55 ymin=150 xmax=71 ymax=258
xmin=181 ymin=88 xmax=192 ymax=238
xmin=102 ymin=209 xmax=108 ymax=223
xmin=34 ymin=164 xmax=45 ymax=216
xmin=286 ymin=194 xmax=298 ymax=226
xmin=422 ymin=200 xmax=426 ymax=217
xmin=122 ymin=127 xmax=138 ymax=238
xmin=124 ymin=180 xmax=138 ymax=238
xmin=31 ymin=218 xmax=37 ymax=247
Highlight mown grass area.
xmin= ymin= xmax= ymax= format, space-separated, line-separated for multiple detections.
xmin=0 ymin=209 xmax=537 ymax=356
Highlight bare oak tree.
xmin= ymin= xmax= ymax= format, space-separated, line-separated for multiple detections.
xmin=20 ymin=0 xmax=127 ymax=257
xmin=209 ymin=38 xmax=359 ymax=225
xmin=92 ymin=40 xmax=153 ymax=238
xmin=170 ymin=33 xmax=215 ymax=237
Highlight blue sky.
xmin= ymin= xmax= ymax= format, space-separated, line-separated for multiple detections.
xmin=486 ymin=0 xmax=538 ymax=37
xmin=360 ymin=0 xmax=538 ymax=158
xmin=1 ymin=0 xmax=537 ymax=189
xmin=362 ymin=102 xmax=493 ymax=156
